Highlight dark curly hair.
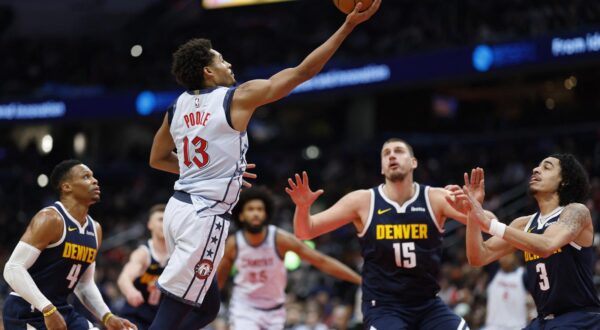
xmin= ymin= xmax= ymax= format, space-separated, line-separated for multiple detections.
xmin=50 ymin=159 xmax=82 ymax=195
xmin=171 ymin=38 xmax=214 ymax=90
xmin=232 ymin=187 xmax=273 ymax=226
xmin=551 ymin=153 xmax=590 ymax=205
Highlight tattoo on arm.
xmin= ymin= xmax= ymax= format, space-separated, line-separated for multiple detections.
xmin=557 ymin=203 xmax=590 ymax=235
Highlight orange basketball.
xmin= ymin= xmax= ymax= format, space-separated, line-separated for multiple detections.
xmin=333 ymin=0 xmax=373 ymax=14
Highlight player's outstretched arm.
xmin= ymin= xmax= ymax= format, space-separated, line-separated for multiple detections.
xmin=465 ymin=213 xmax=524 ymax=267
xmin=149 ymin=113 xmax=179 ymax=174
xmin=117 ymin=246 xmax=150 ymax=307
xmin=230 ymin=0 xmax=381 ymax=118
xmin=3 ymin=209 xmax=67 ymax=329
xmin=217 ymin=236 xmax=237 ymax=290
xmin=498 ymin=203 xmax=591 ymax=258
xmin=285 ymin=171 xmax=368 ymax=240
xmin=276 ymin=230 xmax=361 ymax=285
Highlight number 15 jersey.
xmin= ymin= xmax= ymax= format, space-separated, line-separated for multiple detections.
xmin=358 ymin=183 xmax=444 ymax=304
xmin=169 ymin=87 xmax=249 ymax=215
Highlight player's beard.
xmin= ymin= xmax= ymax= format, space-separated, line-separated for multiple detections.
xmin=386 ymin=170 xmax=407 ymax=182
xmin=243 ymin=221 xmax=266 ymax=234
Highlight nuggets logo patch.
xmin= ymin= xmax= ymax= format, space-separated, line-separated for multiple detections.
xmin=194 ymin=259 xmax=214 ymax=280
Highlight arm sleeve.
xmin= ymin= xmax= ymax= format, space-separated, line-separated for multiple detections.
xmin=3 ymin=241 xmax=52 ymax=311
xmin=73 ymin=262 xmax=111 ymax=320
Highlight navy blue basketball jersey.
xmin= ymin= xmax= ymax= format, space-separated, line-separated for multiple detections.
xmin=132 ymin=240 xmax=165 ymax=305
xmin=523 ymin=207 xmax=600 ymax=317
xmin=26 ymin=201 xmax=98 ymax=307
xmin=358 ymin=183 xmax=444 ymax=303
xmin=120 ymin=239 xmax=166 ymax=326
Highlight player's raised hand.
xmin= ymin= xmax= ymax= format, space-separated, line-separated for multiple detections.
xmin=462 ymin=180 xmax=492 ymax=231
xmin=465 ymin=167 xmax=485 ymax=203
xmin=43 ymin=307 xmax=67 ymax=330
xmin=445 ymin=185 xmax=471 ymax=215
xmin=242 ymin=163 xmax=257 ymax=189
xmin=346 ymin=0 xmax=381 ymax=27
xmin=105 ymin=314 xmax=137 ymax=330
xmin=285 ymin=171 xmax=324 ymax=207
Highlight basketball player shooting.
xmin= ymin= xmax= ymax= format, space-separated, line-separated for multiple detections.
xmin=147 ymin=1 xmax=381 ymax=329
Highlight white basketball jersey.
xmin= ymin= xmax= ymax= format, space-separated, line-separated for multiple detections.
xmin=485 ymin=267 xmax=527 ymax=330
xmin=231 ymin=225 xmax=287 ymax=309
xmin=169 ymin=87 xmax=249 ymax=215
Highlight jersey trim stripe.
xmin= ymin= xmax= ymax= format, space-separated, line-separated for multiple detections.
xmin=273 ymin=228 xmax=284 ymax=260
xmin=524 ymin=213 xmax=536 ymax=232
xmin=167 ymin=103 xmax=176 ymax=126
xmin=569 ymin=241 xmax=583 ymax=250
xmin=183 ymin=215 xmax=218 ymax=298
xmin=194 ymin=215 xmax=226 ymax=303
xmin=424 ymin=186 xmax=444 ymax=233
xmin=357 ymin=189 xmax=375 ymax=238
xmin=223 ymin=87 xmax=236 ymax=131
xmin=55 ymin=201 xmax=88 ymax=234
xmin=45 ymin=206 xmax=66 ymax=249
xmin=377 ymin=183 xmax=420 ymax=213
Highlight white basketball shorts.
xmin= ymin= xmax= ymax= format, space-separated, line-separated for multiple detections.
xmin=157 ymin=191 xmax=230 ymax=307
xmin=229 ymin=300 xmax=286 ymax=330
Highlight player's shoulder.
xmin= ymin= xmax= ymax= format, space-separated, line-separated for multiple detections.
xmin=32 ymin=207 xmax=63 ymax=227
xmin=345 ymin=189 xmax=372 ymax=200
xmin=509 ymin=215 xmax=533 ymax=229
xmin=562 ymin=202 xmax=591 ymax=215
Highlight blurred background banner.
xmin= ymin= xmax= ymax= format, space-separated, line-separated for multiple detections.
xmin=202 ymin=0 xmax=295 ymax=9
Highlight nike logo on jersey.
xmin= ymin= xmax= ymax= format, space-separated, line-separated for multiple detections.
xmin=377 ymin=208 xmax=392 ymax=215
xmin=68 ymin=227 xmax=77 ymax=232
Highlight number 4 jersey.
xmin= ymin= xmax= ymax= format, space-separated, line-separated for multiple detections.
xmin=523 ymin=207 xmax=600 ymax=317
xmin=169 ymin=87 xmax=249 ymax=215
xmin=10 ymin=201 xmax=98 ymax=308
xmin=358 ymin=183 xmax=444 ymax=304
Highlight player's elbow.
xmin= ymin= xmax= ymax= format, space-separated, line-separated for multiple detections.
xmin=3 ymin=262 xmax=14 ymax=285
xmin=536 ymin=247 xmax=554 ymax=259
xmin=466 ymin=251 xmax=486 ymax=267
xmin=294 ymin=65 xmax=318 ymax=82
xmin=294 ymin=230 xmax=313 ymax=241
xmin=149 ymin=150 xmax=165 ymax=170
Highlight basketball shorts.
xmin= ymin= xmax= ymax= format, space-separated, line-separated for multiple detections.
xmin=157 ymin=191 xmax=230 ymax=307
xmin=362 ymin=296 xmax=469 ymax=330
xmin=228 ymin=301 xmax=286 ymax=330
xmin=524 ymin=309 xmax=600 ymax=330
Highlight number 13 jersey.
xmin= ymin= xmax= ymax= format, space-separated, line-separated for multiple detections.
xmin=358 ymin=183 xmax=444 ymax=304
xmin=169 ymin=87 xmax=249 ymax=215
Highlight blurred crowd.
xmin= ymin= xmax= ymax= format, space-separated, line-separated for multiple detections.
xmin=2 ymin=0 xmax=600 ymax=98
xmin=0 ymin=122 xmax=599 ymax=329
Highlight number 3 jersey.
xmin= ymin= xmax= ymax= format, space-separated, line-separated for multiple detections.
xmin=17 ymin=201 xmax=98 ymax=307
xmin=169 ymin=87 xmax=249 ymax=215
xmin=358 ymin=183 xmax=443 ymax=304
xmin=523 ymin=207 xmax=600 ymax=317
xmin=230 ymin=225 xmax=286 ymax=309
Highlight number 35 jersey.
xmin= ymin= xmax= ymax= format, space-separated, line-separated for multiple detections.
xmin=358 ymin=184 xmax=443 ymax=304
xmin=523 ymin=207 xmax=600 ymax=317
xmin=231 ymin=225 xmax=286 ymax=309
xmin=169 ymin=87 xmax=249 ymax=215
xmin=26 ymin=201 xmax=98 ymax=307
